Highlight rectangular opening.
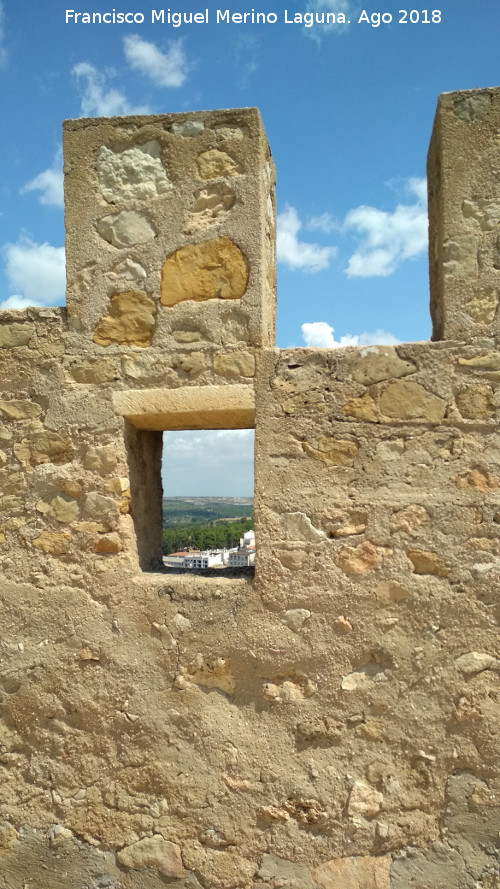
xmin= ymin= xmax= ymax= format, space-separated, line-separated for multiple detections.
xmin=118 ymin=385 xmax=256 ymax=573
xmin=161 ymin=430 xmax=254 ymax=574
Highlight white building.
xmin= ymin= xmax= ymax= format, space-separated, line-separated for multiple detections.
xmin=183 ymin=550 xmax=224 ymax=570
xmin=228 ymin=530 xmax=256 ymax=567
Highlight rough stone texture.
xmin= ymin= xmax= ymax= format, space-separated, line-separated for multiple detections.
xmin=93 ymin=290 xmax=157 ymax=347
xmin=312 ymin=855 xmax=391 ymax=888
xmin=96 ymin=209 xmax=157 ymax=248
xmin=160 ymin=238 xmax=249 ymax=307
xmin=428 ymin=87 xmax=500 ymax=342
xmin=97 ymin=141 xmax=172 ymax=202
xmin=0 ymin=97 xmax=499 ymax=888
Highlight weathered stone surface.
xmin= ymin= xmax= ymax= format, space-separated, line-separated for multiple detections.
xmin=160 ymin=238 xmax=248 ymax=307
xmin=453 ymin=92 xmax=490 ymax=121
xmin=93 ymin=291 xmax=157 ymax=347
xmin=0 ymin=399 xmax=41 ymax=420
xmin=303 ymin=436 xmax=358 ymax=466
xmin=375 ymin=581 xmax=410 ymax=602
xmin=442 ymin=234 xmax=478 ymax=280
xmin=197 ymin=149 xmax=242 ymax=179
xmin=390 ymin=504 xmax=430 ymax=534
xmin=36 ymin=495 xmax=79 ymax=523
xmin=348 ymin=347 xmax=416 ymax=385
xmin=336 ymin=541 xmax=382 ymax=576
xmin=171 ymin=119 xmax=204 ymax=137
xmin=458 ymin=353 xmax=500 ymax=380
xmin=408 ymin=550 xmax=450 ymax=576
xmin=466 ymin=290 xmax=498 ymax=324
xmin=348 ymin=781 xmax=383 ymax=817
xmin=174 ymin=352 xmax=206 ymax=375
xmin=342 ymin=392 xmax=379 ymax=422
xmin=391 ymin=845 xmax=472 ymax=888
xmin=93 ymin=532 xmax=122 ymax=554
xmin=312 ymin=855 xmax=391 ymax=889
xmin=18 ymin=431 xmax=75 ymax=465
xmin=96 ymin=210 xmax=156 ymax=248
xmin=85 ymin=492 xmax=118 ymax=522
xmin=462 ymin=198 xmax=500 ymax=231
xmin=380 ymin=381 xmax=446 ymax=422
xmin=33 ymin=530 xmax=72 ymax=554
xmin=116 ymin=835 xmax=186 ymax=878
xmin=186 ymin=185 xmax=236 ymax=232
xmin=282 ymin=608 xmax=311 ymax=632
xmin=83 ymin=444 xmax=118 ymax=474
xmin=109 ymin=256 xmax=147 ymax=283
xmin=97 ymin=141 xmax=171 ymax=202
xmin=175 ymin=657 xmax=235 ymax=694
xmin=213 ymin=350 xmax=255 ymax=377
xmin=258 ymin=853 xmax=317 ymax=889
xmin=0 ymin=323 xmax=34 ymax=348
xmin=455 ymin=652 xmax=499 ymax=675
xmin=282 ymin=511 xmax=325 ymax=543
xmin=70 ymin=358 xmax=118 ymax=383
xmin=456 ymin=468 xmax=500 ymax=490
xmin=456 ymin=385 xmax=495 ymax=419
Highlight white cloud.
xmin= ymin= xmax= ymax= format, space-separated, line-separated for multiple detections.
xmin=344 ymin=177 xmax=427 ymax=277
xmin=277 ymin=206 xmax=336 ymax=273
xmin=123 ymin=35 xmax=188 ymax=87
xmin=73 ymin=62 xmax=149 ymax=117
xmin=162 ymin=430 xmax=254 ymax=497
xmin=21 ymin=148 xmax=64 ymax=208
xmin=306 ymin=212 xmax=338 ymax=233
xmin=0 ymin=1 xmax=7 ymax=68
xmin=301 ymin=321 xmax=399 ymax=348
xmin=2 ymin=238 xmax=65 ymax=308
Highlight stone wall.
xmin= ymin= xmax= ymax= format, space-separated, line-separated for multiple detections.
xmin=0 ymin=93 xmax=498 ymax=888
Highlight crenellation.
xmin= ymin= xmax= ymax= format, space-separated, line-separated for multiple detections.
xmin=0 ymin=94 xmax=499 ymax=886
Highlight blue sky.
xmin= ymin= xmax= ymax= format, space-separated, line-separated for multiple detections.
xmin=0 ymin=0 xmax=498 ymax=494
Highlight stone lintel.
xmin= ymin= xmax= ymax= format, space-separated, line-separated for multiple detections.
xmin=112 ymin=385 xmax=255 ymax=430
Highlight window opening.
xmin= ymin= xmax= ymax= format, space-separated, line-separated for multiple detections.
xmin=126 ymin=423 xmax=254 ymax=574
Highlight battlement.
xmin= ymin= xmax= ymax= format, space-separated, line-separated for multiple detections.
xmin=0 ymin=91 xmax=499 ymax=888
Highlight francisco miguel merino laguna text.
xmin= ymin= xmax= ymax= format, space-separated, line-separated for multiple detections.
xmin=65 ymin=8 xmax=351 ymax=26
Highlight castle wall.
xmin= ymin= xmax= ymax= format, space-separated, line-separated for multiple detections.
xmin=0 ymin=95 xmax=498 ymax=889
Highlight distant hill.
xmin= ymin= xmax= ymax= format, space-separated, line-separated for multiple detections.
xmin=162 ymin=496 xmax=253 ymax=526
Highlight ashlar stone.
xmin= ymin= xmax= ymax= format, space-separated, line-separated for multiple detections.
xmin=97 ymin=141 xmax=171 ymax=203
xmin=380 ymin=381 xmax=446 ymax=422
xmin=95 ymin=210 xmax=156 ymax=248
xmin=93 ymin=291 xmax=157 ymax=348
xmin=160 ymin=238 xmax=248 ymax=307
